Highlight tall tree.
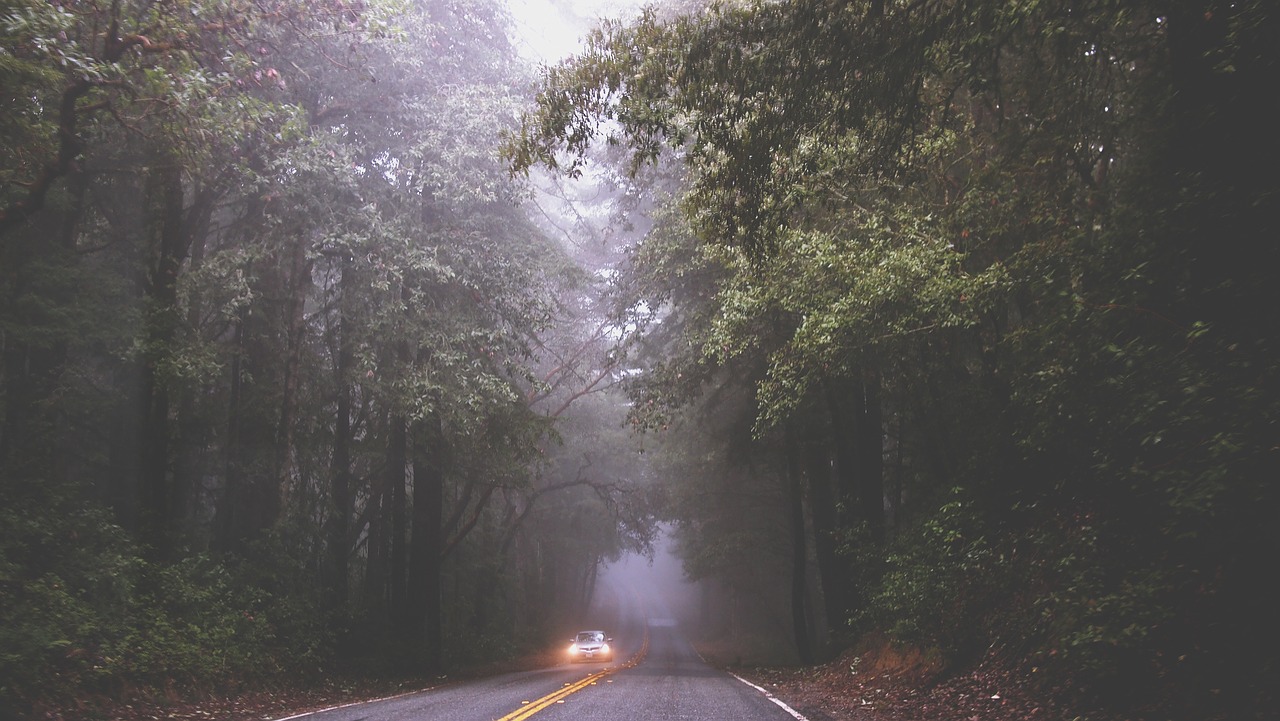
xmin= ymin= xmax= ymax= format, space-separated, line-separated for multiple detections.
xmin=512 ymin=2 xmax=1280 ymax=718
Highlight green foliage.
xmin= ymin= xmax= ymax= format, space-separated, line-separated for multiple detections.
xmin=0 ymin=481 xmax=138 ymax=708
xmin=861 ymin=492 xmax=998 ymax=652
xmin=108 ymin=557 xmax=282 ymax=685
xmin=517 ymin=0 xmax=1280 ymax=717
xmin=0 ymin=477 xmax=331 ymax=712
xmin=0 ymin=1 xmax=68 ymax=180
xmin=2 ymin=0 xmax=613 ymax=710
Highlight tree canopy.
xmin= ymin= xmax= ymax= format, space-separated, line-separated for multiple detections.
xmin=3 ymin=0 xmax=1278 ymax=719
xmin=1 ymin=0 xmax=655 ymax=714
xmin=510 ymin=1 xmax=1280 ymax=719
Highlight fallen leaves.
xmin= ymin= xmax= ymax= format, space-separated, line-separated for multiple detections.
xmin=734 ymin=645 xmax=1068 ymax=721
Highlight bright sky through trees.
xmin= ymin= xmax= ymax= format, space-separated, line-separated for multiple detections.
xmin=507 ymin=0 xmax=641 ymax=61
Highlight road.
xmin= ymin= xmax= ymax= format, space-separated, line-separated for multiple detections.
xmin=275 ymin=577 xmax=806 ymax=721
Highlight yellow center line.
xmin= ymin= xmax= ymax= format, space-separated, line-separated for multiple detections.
xmin=497 ymin=670 xmax=605 ymax=721
xmin=496 ymin=626 xmax=650 ymax=721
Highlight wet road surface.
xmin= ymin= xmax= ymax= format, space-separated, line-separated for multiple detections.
xmin=275 ymin=580 xmax=804 ymax=721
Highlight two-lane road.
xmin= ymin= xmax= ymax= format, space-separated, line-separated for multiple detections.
xmin=277 ymin=579 xmax=806 ymax=721
xmin=526 ymin=616 xmax=804 ymax=721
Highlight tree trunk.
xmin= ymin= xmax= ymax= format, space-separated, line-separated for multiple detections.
xmin=787 ymin=436 xmax=814 ymax=664
xmin=408 ymin=414 xmax=445 ymax=670
xmin=388 ymin=414 xmax=408 ymax=630
xmin=0 ymin=165 xmax=84 ymax=478
xmin=213 ymin=309 xmax=283 ymax=554
xmin=136 ymin=159 xmax=187 ymax=558
xmin=275 ymin=232 xmax=313 ymax=514
xmin=173 ymin=197 xmax=213 ymax=546
xmin=825 ymin=387 xmax=855 ymax=529
xmin=211 ymin=188 xmax=283 ymax=555
xmin=853 ymin=371 xmax=884 ymax=544
xmin=365 ymin=411 xmax=389 ymax=637
xmin=215 ymin=315 xmax=247 ymax=553
xmin=804 ymin=438 xmax=848 ymax=641
xmin=578 ymin=556 xmax=599 ymax=613
xmin=325 ymin=263 xmax=353 ymax=612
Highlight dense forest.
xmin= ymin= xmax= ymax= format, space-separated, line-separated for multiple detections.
xmin=2 ymin=1 xmax=1277 ymax=721
xmin=1 ymin=0 xmax=656 ymax=716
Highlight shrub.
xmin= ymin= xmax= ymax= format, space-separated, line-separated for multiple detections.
xmin=0 ymin=482 xmax=139 ymax=711
xmin=0 ymin=477 xmax=331 ymax=714
xmin=859 ymin=489 xmax=1005 ymax=659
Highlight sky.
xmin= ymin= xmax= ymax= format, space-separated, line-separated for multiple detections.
xmin=506 ymin=0 xmax=644 ymax=63
xmin=502 ymin=0 xmax=651 ymax=261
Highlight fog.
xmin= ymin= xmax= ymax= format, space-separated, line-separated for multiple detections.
xmin=597 ymin=529 xmax=702 ymax=628
xmin=508 ymin=0 xmax=644 ymax=62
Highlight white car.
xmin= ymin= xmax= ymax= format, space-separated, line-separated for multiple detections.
xmin=567 ymin=630 xmax=613 ymax=662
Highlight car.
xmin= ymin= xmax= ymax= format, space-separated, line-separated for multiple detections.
xmin=567 ymin=630 xmax=613 ymax=662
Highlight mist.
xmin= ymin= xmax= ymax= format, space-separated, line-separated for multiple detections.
xmin=595 ymin=529 xmax=701 ymax=630
xmin=4 ymin=1 xmax=1277 ymax=719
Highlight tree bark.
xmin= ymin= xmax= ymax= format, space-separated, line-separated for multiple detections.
xmin=215 ymin=315 xmax=247 ymax=553
xmin=804 ymin=438 xmax=848 ymax=641
xmin=0 ymin=166 xmax=85 ymax=476
xmin=173 ymin=191 xmax=215 ymax=545
xmin=0 ymin=79 xmax=91 ymax=237
xmin=136 ymin=159 xmax=187 ymax=558
xmin=388 ymin=414 xmax=408 ymax=629
xmin=853 ymin=371 xmax=884 ymax=544
xmin=365 ymin=411 xmax=389 ymax=636
xmin=787 ymin=435 xmax=814 ymax=664
xmin=212 ymin=316 xmax=241 ymax=553
xmin=275 ymin=232 xmax=313 ymax=513
xmin=408 ymin=414 xmax=445 ymax=670
xmin=324 ymin=262 xmax=353 ymax=612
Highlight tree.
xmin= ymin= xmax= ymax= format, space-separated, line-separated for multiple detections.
xmin=511 ymin=1 xmax=1280 ymax=717
xmin=3 ymin=0 xmax=660 ymax=708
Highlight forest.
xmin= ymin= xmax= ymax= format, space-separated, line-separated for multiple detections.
xmin=1 ymin=1 xmax=1277 ymax=721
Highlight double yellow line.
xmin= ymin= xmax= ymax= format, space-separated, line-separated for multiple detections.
xmin=496 ymin=629 xmax=650 ymax=721
xmin=496 ymin=669 xmax=608 ymax=721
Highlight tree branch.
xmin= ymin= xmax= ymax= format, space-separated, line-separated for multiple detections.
xmin=0 ymin=79 xmax=93 ymax=236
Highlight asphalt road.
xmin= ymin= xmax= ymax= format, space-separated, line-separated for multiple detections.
xmin=276 ymin=579 xmax=805 ymax=721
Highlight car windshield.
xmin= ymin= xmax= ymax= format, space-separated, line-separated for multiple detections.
xmin=576 ymin=632 xmax=602 ymax=643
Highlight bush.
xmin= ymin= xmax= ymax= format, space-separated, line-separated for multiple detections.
xmin=858 ymin=489 xmax=1005 ymax=659
xmin=0 ymin=479 xmax=331 ymax=715
xmin=101 ymin=556 xmax=282 ymax=686
xmin=0 ymin=482 xmax=139 ymax=711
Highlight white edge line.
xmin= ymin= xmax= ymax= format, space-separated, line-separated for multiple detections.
xmin=270 ymin=685 xmax=433 ymax=721
xmin=730 ymin=672 xmax=812 ymax=721
xmin=276 ymin=663 xmax=809 ymax=721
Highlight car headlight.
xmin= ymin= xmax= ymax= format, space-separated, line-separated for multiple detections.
xmin=600 ymin=643 xmax=610 ymax=654
xmin=568 ymin=644 xmax=579 ymax=654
